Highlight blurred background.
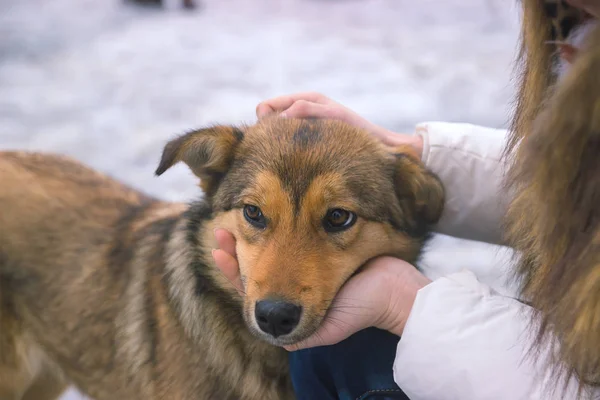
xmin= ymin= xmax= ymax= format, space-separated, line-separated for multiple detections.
xmin=0 ymin=0 xmax=521 ymax=399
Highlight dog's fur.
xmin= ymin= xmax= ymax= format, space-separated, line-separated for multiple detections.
xmin=506 ymin=0 xmax=600 ymax=390
xmin=0 ymin=117 xmax=444 ymax=400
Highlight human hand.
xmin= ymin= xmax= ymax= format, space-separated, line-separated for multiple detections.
xmin=211 ymin=229 xmax=431 ymax=351
xmin=256 ymin=92 xmax=424 ymax=158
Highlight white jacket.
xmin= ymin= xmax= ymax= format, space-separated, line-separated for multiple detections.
xmin=392 ymin=122 xmax=600 ymax=400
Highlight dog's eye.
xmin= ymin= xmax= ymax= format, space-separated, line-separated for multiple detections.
xmin=323 ymin=209 xmax=356 ymax=233
xmin=243 ymin=204 xmax=267 ymax=229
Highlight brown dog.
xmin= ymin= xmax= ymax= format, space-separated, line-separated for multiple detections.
xmin=0 ymin=117 xmax=444 ymax=399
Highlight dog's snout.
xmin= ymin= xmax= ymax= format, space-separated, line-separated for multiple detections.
xmin=254 ymin=300 xmax=302 ymax=337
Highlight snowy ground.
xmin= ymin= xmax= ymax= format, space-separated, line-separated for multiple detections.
xmin=1 ymin=0 xmax=521 ymax=398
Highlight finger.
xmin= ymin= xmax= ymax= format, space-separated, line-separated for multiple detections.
xmin=255 ymin=92 xmax=330 ymax=119
xmin=557 ymin=42 xmax=578 ymax=64
xmin=284 ymin=293 xmax=371 ymax=351
xmin=281 ymin=101 xmax=342 ymax=121
xmin=284 ymin=318 xmax=353 ymax=351
xmin=284 ymin=281 xmax=377 ymax=351
xmin=214 ymin=228 xmax=237 ymax=257
xmin=211 ymin=248 xmax=244 ymax=296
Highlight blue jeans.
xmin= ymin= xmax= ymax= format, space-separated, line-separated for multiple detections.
xmin=289 ymin=327 xmax=410 ymax=400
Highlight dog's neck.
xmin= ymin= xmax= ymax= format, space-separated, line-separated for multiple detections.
xmin=163 ymin=200 xmax=287 ymax=359
xmin=131 ymin=199 xmax=291 ymax=397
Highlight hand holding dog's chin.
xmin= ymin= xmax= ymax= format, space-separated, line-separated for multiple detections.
xmin=283 ymin=257 xmax=431 ymax=352
xmin=213 ymin=230 xmax=431 ymax=350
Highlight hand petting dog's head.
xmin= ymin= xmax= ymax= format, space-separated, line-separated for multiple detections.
xmin=157 ymin=117 xmax=444 ymax=346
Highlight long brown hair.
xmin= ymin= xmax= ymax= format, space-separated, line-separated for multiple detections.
xmin=505 ymin=0 xmax=600 ymax=390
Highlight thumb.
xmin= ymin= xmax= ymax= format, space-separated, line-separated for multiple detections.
xmin=212 ymin=248 xmax=244 ymax=296
xmin=212 ymin=229 xmax=244 ymax=296
xmin=215 ymin=228 xmax=237 ymax=257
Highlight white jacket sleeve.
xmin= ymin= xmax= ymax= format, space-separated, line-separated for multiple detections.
xmin=393 ymin=270 xmax=598 ymax=400
xmin=416 ymin=122 xmax=510 ymax=245
xmin=393 ymin=122 xmax=600 ymax=399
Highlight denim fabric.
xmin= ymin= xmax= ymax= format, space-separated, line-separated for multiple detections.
xmin=289 ymin=327 xmax=409 ymax=400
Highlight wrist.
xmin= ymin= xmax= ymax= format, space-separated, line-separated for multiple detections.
xmin=375 ymin=267 xmax=431 ymax=336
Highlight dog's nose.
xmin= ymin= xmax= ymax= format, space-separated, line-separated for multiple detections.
xmin=254 ymin=300 xmax=302 ymax=337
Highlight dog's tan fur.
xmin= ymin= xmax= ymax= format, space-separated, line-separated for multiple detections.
xmin=506 ymin=0 xmax=600 ymax=390
xmin=0 ymin=117 xmax=444 ymax=399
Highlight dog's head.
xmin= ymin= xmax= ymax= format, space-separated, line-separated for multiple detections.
xmin=156 ymin=117 xmax=444 ymax=345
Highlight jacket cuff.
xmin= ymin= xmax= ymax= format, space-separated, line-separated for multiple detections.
xmin=392 ymin=270 xmax=584 ymax=400
xmin=415 ymin=121 xmax=506 ymax=164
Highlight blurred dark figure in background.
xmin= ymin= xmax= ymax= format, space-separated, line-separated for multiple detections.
xmin=125 ymin=0 xmax=197 ymax=10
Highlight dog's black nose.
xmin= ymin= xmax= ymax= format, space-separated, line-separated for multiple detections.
xmin=254 ymin=300 xmax=302 ymax=337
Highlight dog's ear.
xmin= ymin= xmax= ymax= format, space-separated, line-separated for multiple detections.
xmin=390 ymin=145 xmax=445 ymax=232
xmin=155 ymin=125 xmax=244 ymax=195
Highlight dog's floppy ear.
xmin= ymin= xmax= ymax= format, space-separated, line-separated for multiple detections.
xmin=155 ymin=125 xmax=244 ymax=195
xmin=390 ymin=144 xmax=445 ymax=232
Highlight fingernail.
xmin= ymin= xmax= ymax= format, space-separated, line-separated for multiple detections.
xmin=211 ymin=249 xmax=217 ymax=259
xmin=279 ymin=112 xmax=288 ymax=118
